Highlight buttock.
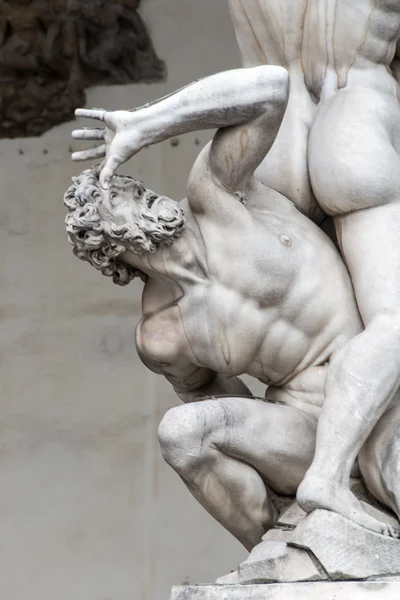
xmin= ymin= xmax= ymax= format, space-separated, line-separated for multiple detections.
xmin=308 ymin=85 xmax=400 ymax=216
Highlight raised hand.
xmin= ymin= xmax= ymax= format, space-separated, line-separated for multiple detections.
xmin=71 ymin=67 xmax=289 ymax=189
xmin=71 ymin=108 xmax=145 ymax=188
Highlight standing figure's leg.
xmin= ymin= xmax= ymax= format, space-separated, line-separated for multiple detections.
xmin=158 ymin=397 xmax=316 ymax=551
xmin=297 ymin=86 xmax=400 ymax=536
xmin=359 ymin=398 xmax=400 ymax=520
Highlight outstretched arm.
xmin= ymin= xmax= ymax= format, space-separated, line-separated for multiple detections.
xmin=72 ymin=66 xmax=288 ymax=187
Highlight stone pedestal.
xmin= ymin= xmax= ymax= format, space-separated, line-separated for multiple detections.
xmin=216 ymin=505 xmax=400 ymax=585
xmin=170 ymin=505 xmax=400 ymax=598
xmin=170 ymin=582 xmax=400 ymax=600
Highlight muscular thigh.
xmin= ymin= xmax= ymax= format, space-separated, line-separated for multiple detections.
xmin=309 ymin=86 xmax=400 ymax=216
xmin=201 ymin=397 xmax=317 ymax=495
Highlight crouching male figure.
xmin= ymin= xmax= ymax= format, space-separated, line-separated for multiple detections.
xmin=66 ymin=66 xmax=400 ymax=548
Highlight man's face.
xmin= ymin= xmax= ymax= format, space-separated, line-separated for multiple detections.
xmin=97 ymin=176 xmax=169 ymax=225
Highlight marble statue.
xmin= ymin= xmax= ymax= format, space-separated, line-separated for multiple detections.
xmin=65 ymin=0 xmax=400 ymax=590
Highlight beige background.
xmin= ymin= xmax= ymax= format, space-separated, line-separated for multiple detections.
xmin=0 ymin=1 xmax=270 ymax=599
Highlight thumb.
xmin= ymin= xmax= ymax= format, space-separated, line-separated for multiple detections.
xmin=93 ymin=159 xmax=105 ymax=176
xmin=99 ymin=156 xmax=120 ymax=189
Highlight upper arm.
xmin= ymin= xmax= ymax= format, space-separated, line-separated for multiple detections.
xmin=187 ymin=143 xmax=251 ymax=220
xmin=187 ymin=67 xmax=288 ymax=214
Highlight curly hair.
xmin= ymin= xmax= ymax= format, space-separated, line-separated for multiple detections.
xmin=64 ymin=169 xmax=185 ymax=286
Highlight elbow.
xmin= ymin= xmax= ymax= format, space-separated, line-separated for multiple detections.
xmin=254 ymin=65 xmax=290 ymax=110
xmin=270 ymin=66 xmax=290 ymax=109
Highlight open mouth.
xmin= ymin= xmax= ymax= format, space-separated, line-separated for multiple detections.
xmin=147 ymin=195 xmax=158 ymax=208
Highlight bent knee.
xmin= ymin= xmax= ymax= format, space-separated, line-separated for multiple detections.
xmin=158 ymin=403 xmax=213 ymax=472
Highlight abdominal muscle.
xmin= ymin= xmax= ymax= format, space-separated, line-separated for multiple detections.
xmin=244 ymin=290 xmax=360 ymax=417
xmin=243 ymin=319 xmax=329 ymax=419
xmin=265 ymin=366 xmax=328 ymax=420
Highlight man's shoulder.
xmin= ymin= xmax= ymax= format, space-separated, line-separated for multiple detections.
xmin=187 ymin=155 xmax=253 ymax=230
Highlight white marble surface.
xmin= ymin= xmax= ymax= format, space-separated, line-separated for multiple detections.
xmin=171 ymin=582 xmax=400 ymax=600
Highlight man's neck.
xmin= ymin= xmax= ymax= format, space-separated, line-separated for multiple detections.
xmin=120 ymin=225 xmax=207 ymax=289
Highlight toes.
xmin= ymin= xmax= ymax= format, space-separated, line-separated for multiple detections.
xmin=390 ymin=526 xmax=400 ymax=539
xmin=381 ymin=525 xmax=400 ymax=538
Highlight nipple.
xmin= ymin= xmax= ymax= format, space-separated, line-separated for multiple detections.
xmin=279 ymin=234 xmax=292 ymax=247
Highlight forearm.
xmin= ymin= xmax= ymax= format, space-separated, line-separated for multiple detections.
xmin=134 ymin=66 xmax=288 ymax=147
xmin=175 ymin=374 xmax=253 ymax=404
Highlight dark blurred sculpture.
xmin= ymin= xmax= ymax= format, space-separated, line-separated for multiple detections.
xmin=0 ymin=0 xmax=166 ymax=138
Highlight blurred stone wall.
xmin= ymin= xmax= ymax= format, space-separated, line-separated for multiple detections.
xmin=0 ymin=0 xmax=165 ymax=138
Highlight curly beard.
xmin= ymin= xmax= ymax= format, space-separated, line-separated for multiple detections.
xmin=103 ymin=193 xmax=186 ymax=255
xmin=64 ymin=168 xmax=186 ymax=286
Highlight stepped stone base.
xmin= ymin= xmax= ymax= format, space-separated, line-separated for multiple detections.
xmin=170 ymin=582 xmax=400 ymax=600
xmin=216 ymin=503 xmax=400 ymax=585
xmin=171 ymin=500 xmax=400 ymax=598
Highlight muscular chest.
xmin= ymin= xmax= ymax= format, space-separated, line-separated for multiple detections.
xmin=198 ymin=208 xmax=297 ymax=302
xmin=179 ymin=228 xmax=297 ymax=375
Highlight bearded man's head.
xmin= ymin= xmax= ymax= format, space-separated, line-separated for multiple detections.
xmin=64 ymin=168 xmax=186 ymax=286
